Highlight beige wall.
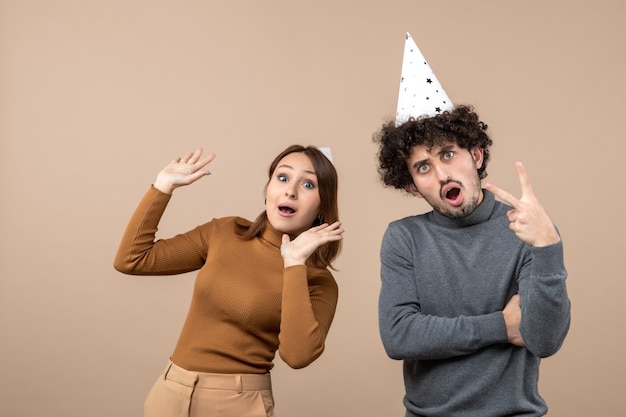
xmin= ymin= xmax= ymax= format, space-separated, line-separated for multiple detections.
xmin=1 ymin=1 xmax=624 ymax=416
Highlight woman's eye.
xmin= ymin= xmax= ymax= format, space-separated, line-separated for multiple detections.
xmin=277 ymin=175 xmax=288 ymax=182
xmin=303 ymin=181 xmax=316 ymax=189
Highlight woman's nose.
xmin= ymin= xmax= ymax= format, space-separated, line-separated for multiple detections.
xmin=285 ymin=187 xmax=296 ymax=198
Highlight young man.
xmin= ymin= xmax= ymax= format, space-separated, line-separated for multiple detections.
xmin=373 ymin=105 xmax=571 ymax=416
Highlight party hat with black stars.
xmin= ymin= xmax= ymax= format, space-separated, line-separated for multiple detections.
xmin=395 ymin=32 xmax=453 ymax=126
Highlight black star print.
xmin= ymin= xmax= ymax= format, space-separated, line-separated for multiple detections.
xmin=435 ymin=107 xmax=441 ymax=113
xmin=426 ymin=78 xmax=432 ymax=84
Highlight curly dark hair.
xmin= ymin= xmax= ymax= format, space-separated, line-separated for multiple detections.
xmin=373 ymin=105 xmax=493 ymax=191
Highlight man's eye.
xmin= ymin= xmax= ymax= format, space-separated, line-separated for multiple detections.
xmin=444 ymin=151 xmax=454 ymax=160
xmin=418 ymin=165 xmax=429 ymax=173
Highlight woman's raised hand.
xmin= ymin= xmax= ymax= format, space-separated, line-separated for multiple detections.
xmin=281 ymin=222 xmax=344 ymax=268
xmin=153 ymin=148 xmax=216 ymax=194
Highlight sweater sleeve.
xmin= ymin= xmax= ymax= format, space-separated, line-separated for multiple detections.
xmin=277 ymin=265 xmax=338 ymax=369
xmin=517 ymin=241 xmax=571 ymax=357
xmin=113 ymin=186 xmax=208 ymax=275
xmin=378 ymin=224 xmax=508 ymax=361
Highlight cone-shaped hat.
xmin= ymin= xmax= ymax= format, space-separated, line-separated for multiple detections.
xmin=395 ymin=32 xmax=453 ymax=126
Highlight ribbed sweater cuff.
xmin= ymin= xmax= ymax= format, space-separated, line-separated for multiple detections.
xmin=475 ymin=311 xmax=508 ymax=345
xmin=531 ymin=242 xmax=565 ymax=277
xmin=149 ymin=184 xmax=173 ymax=201
xmin=284 ymin=264 xmax=307 ymax=277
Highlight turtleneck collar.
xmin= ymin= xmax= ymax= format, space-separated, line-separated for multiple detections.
xmin=261 ymin=221 xmax=286 ymax=249
xmin=429 ymin=189 xmax=496 ymax=228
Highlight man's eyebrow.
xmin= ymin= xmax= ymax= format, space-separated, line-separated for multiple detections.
xmin=411 ymin=158 xmax=429 ymax=170
xmin=436 ymin=144 xmax=455 ymax=155
xmin=410 ymin=145 xmax=456 ymax=170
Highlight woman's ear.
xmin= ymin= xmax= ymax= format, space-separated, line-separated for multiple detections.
xmin=404 ymin=183 xmax=423 ymax=198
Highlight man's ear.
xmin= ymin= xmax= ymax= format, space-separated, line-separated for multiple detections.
xmin=404 ymin=183 xmax=423 ymax=198
xmin=471 ymin=146 xmax=484 ymax=169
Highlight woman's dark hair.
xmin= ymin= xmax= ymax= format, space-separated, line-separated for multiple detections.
xmin=239 ymin=145 xmax=341 ymax=269
xmin=373 ymin=105 xmax=493 ymax=191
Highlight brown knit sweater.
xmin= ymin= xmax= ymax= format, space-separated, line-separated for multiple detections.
xmin=114 ymin=186 xmax=338 ymax=374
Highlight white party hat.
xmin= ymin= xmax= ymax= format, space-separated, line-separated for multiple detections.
xmin=395 ymin=32 xmax=453 ymax=126
xmin=317 ymin=146 xmax=333 ymax=162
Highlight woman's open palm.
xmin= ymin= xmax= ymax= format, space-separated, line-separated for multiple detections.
xmin=154 ymin=148 xmax=216 ymax=194
xmin=281 ymin=222 xmax=344 ymax=267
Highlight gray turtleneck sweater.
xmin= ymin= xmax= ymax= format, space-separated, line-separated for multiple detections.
xmin=379 ymin=190 xmax=570 ymax=417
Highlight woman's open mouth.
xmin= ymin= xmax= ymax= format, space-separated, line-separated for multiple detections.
xmin=278 ymin=205 xmax=296 ymax=216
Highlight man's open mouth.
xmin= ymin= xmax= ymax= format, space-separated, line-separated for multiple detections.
xmin=441 ymin=182 xmax=463 ymax=205
xmin=445 ymin=187 xmax=460 ymax=201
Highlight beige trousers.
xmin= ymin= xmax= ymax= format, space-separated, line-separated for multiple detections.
xmin=144 ymin=361 xmax=275 ymax=417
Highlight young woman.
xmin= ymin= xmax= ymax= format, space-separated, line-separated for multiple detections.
xmin=114 ymin=145 xmax=343 ymax=417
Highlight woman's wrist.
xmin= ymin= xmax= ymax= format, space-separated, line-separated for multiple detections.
xmin=153 ymin=177 xmax=174 ymax=195
xmin=283 ymin=259 xmax=305 ymax=268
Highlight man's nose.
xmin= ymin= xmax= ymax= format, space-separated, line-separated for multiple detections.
xmin=434 ymin=164 xmax=449 ymax=181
